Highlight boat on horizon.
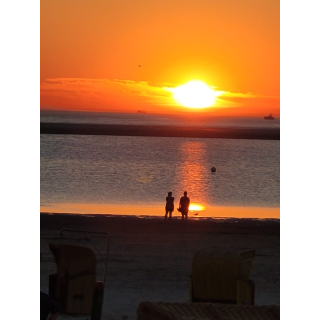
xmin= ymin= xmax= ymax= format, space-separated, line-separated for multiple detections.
xmin=264 ymin=113 xmax=275 ymax=120
xmin=137 ymin=110 xmax=147 ymax=114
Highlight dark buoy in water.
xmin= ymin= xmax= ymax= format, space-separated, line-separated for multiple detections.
xmin=211 ymin=167 xmax=216 ymax=173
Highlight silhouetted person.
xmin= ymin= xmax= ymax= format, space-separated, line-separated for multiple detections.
xmin=165 ymin=192 xmax=174 ymax=219
xmin=179 ymin=191 xmax=190 ymax=221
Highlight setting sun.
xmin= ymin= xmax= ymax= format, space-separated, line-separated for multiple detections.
xmin=169 ymin=80 xmax=220 ymax=108
xmin=40 ymin=1 xmax=279 ymax=115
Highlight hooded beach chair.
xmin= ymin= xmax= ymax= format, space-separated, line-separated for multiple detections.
xmin=48 ymin=243 xmax=97 ymax=314
xmin=190 ymin=248 xmax=255 ymax=305
xmin=137 ymin=301 xmax=280 ymax=320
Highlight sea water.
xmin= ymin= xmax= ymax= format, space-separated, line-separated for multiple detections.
xmin=40 ymin=111 xmax=280 ymax=218
xmin=40 ymin=110 xmax=280 ymax=129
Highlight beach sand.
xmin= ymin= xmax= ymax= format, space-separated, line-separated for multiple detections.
xmin=40 ymin=213 xmax=280 ymax=320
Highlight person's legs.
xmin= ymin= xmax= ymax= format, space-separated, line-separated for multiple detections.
xmin=169 ymin=211 xmax=172 ymax=219
xmin=165 ymin=210 xmax=168 ymax=219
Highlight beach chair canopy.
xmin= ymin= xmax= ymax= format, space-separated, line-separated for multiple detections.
xmin=49 ymin=243 xmax=96 ymax=277
xmin=191 ymin=248 xmax=255 ymax=303
xmin=48 ymin=243 xmax=97 ymax=314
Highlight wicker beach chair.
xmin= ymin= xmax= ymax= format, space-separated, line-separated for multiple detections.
xmin=190 ymin=248 xmax=255 ymax=305
xmin=137 ymin=301 xmax=280 ymax=320
xmin=48 ymin=243 xmax=97 ymax=314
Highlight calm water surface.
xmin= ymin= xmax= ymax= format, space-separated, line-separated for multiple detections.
xmin=41 ymin=110 xmax=280 ymax=130
xmin=40 ymin=133 xmax=280 ymax=218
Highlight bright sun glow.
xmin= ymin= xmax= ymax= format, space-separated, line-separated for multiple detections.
xmin=189 ymin=204 xmax=205 ymax=211
xmin=170 ymin=80 xmax=220 ymax=108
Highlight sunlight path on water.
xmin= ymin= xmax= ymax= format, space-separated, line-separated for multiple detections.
xmin=40 ymin=203 xmax=280 ymax=219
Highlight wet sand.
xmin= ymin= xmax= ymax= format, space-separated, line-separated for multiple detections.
xmin=40 ymin=123 xmax=280 ymax=140
xmin=40 ymin=213 xmax=280 ymax=320
xmin=40 ymin=204 xmax=280 ymax=219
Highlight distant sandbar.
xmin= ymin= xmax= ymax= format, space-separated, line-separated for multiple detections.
xmin=40 ymin=123 xmax=280 ymax=140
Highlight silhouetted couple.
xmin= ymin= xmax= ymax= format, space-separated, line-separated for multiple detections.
xmin=165 ymin=191 xmax=190 ymax=221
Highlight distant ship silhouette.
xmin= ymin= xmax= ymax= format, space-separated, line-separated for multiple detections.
xmin=264 ymin=113 xmax=275 ymax=120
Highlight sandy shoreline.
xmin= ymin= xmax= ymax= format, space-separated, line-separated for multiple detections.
xmin=40 ymin=204 xmax=280 ymax=219
xmin=40 ymin=123 xmax=280 ymax=140
xmin=40 ymin=213 xmax=280 ymax=320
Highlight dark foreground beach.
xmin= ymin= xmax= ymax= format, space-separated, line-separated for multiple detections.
xmin=40 ymin=123 xmax=280 ymax=140
xmin=40 ymin=213 xmax=280 ymax=320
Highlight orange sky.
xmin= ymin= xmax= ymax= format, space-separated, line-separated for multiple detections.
xmin=40 ymin=0 xmax=279 ymax=116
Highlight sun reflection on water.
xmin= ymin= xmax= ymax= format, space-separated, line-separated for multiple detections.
xmin=189 ymin=204 xmax=205 ymax=211
xmin=177 ymin=140 xmax=208 ymax=206
xmin=40 ymin=203 xmax=280 ymax=219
